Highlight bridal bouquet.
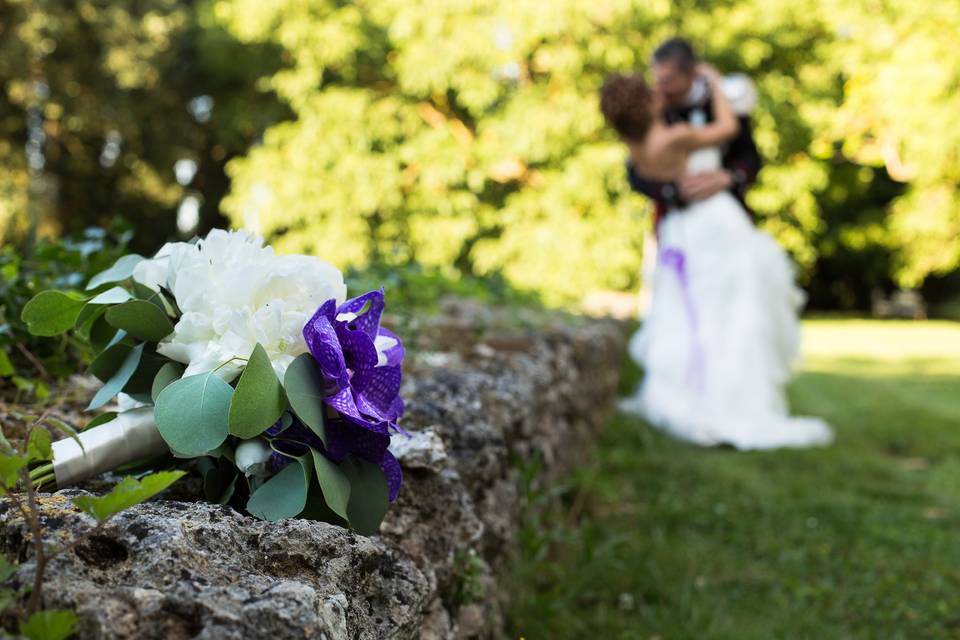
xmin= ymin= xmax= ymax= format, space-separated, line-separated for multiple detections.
xmin=20 ymin=230 xmax=405 ymax=534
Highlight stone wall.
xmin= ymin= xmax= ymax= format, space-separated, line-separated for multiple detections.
xmin=0 ymin=302 xmax=625 ymax=639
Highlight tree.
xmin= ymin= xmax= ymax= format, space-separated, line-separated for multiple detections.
xmin=0 ymin=0 xmax=287 ymax=252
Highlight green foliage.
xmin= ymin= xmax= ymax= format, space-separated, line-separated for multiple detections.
xmin=211 ymin=0 xmax=960 ymax=307
xmin=0 ymin=454 xmax=29 ymax=494
xmin=0 ymin=0 xmax=957 ymax=309
xmin=150 ymin=362 xmax=184 ymax=403
xmin=245 ymin=449 xmax=389 ymax=534
xmin=0 ymin=415 xmax=184 ymax=636
xmin=0 ymin=0 xmax=288 ymax=248
xmin=452 ymin=549 xmax=488 ymax=606
xmin=71 ymin=470 xmax=186 ymax=523
xmin=86 ymin=343 xmax=143 ymax=411
xmin=18 ymin=610 xmax=77 ymax=640
xmin=246 ymin=457 xmax=310 ymax=521
xmin=0 ymin=225 xmax=130 ymax=397
xmin=103 ymin=300 xmax=174 ymax=342
xmin=85 ymin=255 xmax=145 ymax=292
xmin=17 ymin=240 xmax=399 ymax=535
xmin=19 ymin=291 xmax=87 ymax=337
xmin=346 ymin=262 xmax=540 ymax=315
xmin=228 ymin=344 xmax=285 ymax=439
xmin=217 ymin=0 xmax=645 ymax=305
xmin=341 ymin=456 xmax=390 ymax=536
xmin=26 ymin=429 xmax=52 ymax=462
xmin=310 ymin=448 xmax=351 ymax=522
xmin=154 ymin=372 xmax=234 ymax=456
xmin=282 ymin=354 xmax=329 ymax=445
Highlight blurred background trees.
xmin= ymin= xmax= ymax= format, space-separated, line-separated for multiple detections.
xmin=2 ymin=0 xmax=958 ymax=310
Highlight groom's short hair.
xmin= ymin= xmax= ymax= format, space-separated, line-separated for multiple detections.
xmin=653 ymin=38 xmax=697 ymax=72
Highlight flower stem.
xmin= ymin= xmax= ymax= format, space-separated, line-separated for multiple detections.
xmin=32 ymin=472 xmax=56 ymax=491
xmin=211 ymin=356 xmax=248 ymax=375
xmin=29 ymin=462 xmax=55 ymax=481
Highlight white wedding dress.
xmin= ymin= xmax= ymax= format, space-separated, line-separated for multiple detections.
xmin=620 ymin=147 xmax=833 ymax=449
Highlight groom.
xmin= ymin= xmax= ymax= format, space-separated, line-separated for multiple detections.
xmin=628 ymin=38 xmax=762 ymax=227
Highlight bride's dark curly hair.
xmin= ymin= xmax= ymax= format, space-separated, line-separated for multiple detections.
xmin=599 ymin=73 xmax=655 ymax=142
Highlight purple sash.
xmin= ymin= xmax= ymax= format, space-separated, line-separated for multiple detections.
xmin=659 ymin=247 xmax=705 ymax=392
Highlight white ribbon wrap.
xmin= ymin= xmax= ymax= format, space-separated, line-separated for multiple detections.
xmin=51 ymin=407 xmax=170 ymax=488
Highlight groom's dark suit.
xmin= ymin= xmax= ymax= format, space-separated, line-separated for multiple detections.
xmin=626 ymin=89 xmax=762 ymax=229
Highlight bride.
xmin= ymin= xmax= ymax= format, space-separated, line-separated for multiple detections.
xmin=600 ymin=64 xmax=832 ymax=450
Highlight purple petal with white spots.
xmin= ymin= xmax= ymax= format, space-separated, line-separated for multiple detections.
xmin=297 ymin=289 xmax=407 ymax=504
xmin=337 ymin=289 xmax=385 ymax=340
xmin=377 ymin=328 xmax=405 ymax=367
xmin=359 ymin=365 xmax=403 ymax=419
xmin=335 ymin=323 xmax=378 ymax=393
xmin=303 ymin=300 xmax=349 ymax=387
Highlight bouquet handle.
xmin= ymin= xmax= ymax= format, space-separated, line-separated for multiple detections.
xmin=51 ymin=407 xmax=170 ymax=488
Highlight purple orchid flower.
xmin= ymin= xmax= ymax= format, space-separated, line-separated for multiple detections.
xmin=270 ymin=289 xmax=406 ymax=502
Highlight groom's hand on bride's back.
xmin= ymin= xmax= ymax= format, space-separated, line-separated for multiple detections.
xmin=678 ymin=170 xmax=734 ymax=201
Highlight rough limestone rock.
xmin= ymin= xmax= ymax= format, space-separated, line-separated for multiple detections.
xmin=0 ymin=301 xmax=624 ymax=639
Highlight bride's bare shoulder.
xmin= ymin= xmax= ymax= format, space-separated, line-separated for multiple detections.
xmin=630 ymin=125 xmax=690 ymax=178
xmin=660 ymin=123 xmax=696 ymax=151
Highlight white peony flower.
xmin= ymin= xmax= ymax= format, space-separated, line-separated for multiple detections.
xmin=134 ymin=229 xmax=347 ymax=380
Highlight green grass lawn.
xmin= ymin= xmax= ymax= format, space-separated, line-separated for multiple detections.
xmin=506 ymin=319 xmax=960 ymax=640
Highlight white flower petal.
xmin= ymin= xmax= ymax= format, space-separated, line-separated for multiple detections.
xmin=149 ymin=229 xmax=346 ymax=380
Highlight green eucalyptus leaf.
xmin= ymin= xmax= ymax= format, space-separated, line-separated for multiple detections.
xmin=342 ymin=456 xmax=390 ymax=536
xmin=151 ymin=362 xmax=184 ymax=402
xmin=84 ymin=412 xmax=117 ymax=431
xmin=246 ymin=457 xmax=311 ymax=521
xmin=132 ymin=280 xmax=158 ymax=299
xmin=203 ymin=463 xmax=238 ymax=505
xmin=105 ymin=300 xmax=174 ymax=342
xmin=121 ymin=351 xmax=168 ymax=396
xmin=154 ymin=372 xmax=233 ymax=456
xmin=310 ymin=449 xmax=351 ymax=522
xmin=159 ymin=285 xmax=181 ymax=316
xmin=85 ymin=254 xmax=144 ymax=290
xmin=299 ymin=487 xmax=350 ymax=526
xmin=76 ymin=303 xmax=106 ymax=338
xmin=87 ymin=315 xmax=122 ymax=352
xmin=87 ymin=344 xmax=144 ymax=411
xmin=133 ymin=282 xmax=178 ymax=316
xmin=88 ymin=286 xmax=133 ymax=306
xmin=75 ymin=287 xmax=132 ymax=332
xmin=71 ymin=470 xmax=185 ymax=523
xmin=20 ymin=291 xmax=87 ymax=337
xmin=283 ymin=353 xmax=328 ymax=446
xmin=19 ymin=609 xmax=77 ymax=640
xmin=88 ymin=343 xmax=131 ymax=383
xmin=229 ymin=344 xmax=285 ymax=438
